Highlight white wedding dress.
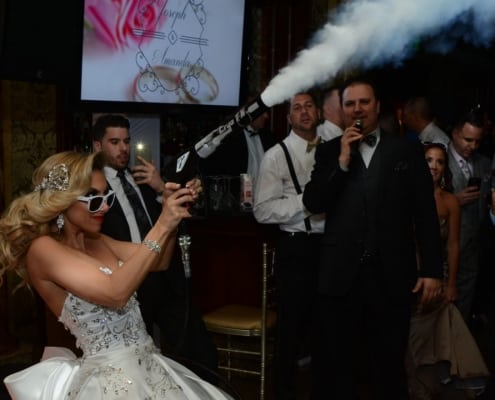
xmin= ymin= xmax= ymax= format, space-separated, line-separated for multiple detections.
xmin=4 ymin=292 xmax=233 ymax=399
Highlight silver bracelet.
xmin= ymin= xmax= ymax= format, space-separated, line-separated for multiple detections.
xmin=142 ymin=239 xmax=161 ymax=254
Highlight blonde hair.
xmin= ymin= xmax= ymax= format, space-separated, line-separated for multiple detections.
xmin=0 ymin=151 xmax=105 ymax=287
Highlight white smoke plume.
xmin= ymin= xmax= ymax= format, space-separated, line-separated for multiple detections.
xmin=260 ymin=0 xmax=495 ymax=108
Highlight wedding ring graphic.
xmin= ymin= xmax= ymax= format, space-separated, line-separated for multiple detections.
xmin=133 ymin=66 xmax=183 ymax=103
xmin=133 ymin=63 xmax=219 ymax=104
xmin=179 ymin=64 xmax=219 ymax=104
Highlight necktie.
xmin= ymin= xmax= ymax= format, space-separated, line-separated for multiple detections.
xmin=306 ymin=136 xmax=321 ymax=153
xmin=363 ymin=134 xmax=377 ymax=147
xmin=459 ymin=159 xmax=471 ymax=178
xmin=117 ymin=170 xmax=151 ymax=240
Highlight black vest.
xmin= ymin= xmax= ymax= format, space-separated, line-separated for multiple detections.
xmin=353 ymin=147 xmax=382 ymax=253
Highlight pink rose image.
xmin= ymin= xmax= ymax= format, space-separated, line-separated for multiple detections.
xmin=85 ymin=0 xmax=167 ymax=50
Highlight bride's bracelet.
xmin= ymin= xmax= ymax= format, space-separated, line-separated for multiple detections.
xmin=142 ymin=239 xmax=161 ymax=254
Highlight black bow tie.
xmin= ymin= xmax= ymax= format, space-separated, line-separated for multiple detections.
xmin=363 ymin=134 xmax=377 ymax=147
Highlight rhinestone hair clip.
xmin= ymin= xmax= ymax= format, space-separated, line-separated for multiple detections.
xmin=34 ymin=163 xmax=70 ymax=192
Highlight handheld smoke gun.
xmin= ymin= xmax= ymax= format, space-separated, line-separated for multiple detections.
xmin=166 ymin=95 xmax=269 ymax=184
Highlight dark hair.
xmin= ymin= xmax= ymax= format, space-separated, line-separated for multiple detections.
xmin=423 ymin=142 xmax=453 ymax=192
xmin=92 ymin=114 xmax=130 ymax=142
xmin=287 ymin=91 xmax=318 ymax=111
xmin=338 ymin=75 xmax=380 ymax=106
xmin=404 ymin=96 xmax=434 ymax=121
xmin=320 ymin=85 xmax=340 ymax=105
xmin=453 ymin=107 xmax=484 ymax=131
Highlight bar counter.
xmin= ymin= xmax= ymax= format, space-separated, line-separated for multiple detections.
xmin=186 ymin=213 xmax=278 ymax=313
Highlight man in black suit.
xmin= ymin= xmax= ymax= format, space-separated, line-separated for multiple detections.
xmin=91 ymin=114 xmax=218 ymax=380
xmin=303 ymin=77 xmax=443 ymax=399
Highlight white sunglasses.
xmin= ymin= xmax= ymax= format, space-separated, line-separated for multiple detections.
xmin=77 ymin=190 xmax=116 ymax=213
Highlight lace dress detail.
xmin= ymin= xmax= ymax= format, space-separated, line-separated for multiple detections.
xmin=4 ymin=293 xmax=233 ymax=400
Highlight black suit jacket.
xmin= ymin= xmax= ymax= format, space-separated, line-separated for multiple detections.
xmin=303 ymin=131 xmax=443 ymax=299
xmin=199 ymin=126 xmax=276 ymax=176
xmin=101 ymin=183 xmax=160 ymax=241
xmin=101 ymin=184 xmax=161 ymax=242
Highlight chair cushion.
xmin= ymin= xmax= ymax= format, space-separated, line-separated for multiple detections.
xmin=203 ymin=304 xmax=277 ymax=332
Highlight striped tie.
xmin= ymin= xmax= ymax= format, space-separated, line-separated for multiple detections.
xmin=459 ymin=159 xmax=471 ymax=179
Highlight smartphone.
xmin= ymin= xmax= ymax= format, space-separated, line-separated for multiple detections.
xmin=467 ymin=176 xmax=481 ymax=189
xmin=134 ymin=142 xmax=152 ymax=166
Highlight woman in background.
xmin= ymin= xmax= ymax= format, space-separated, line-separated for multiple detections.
xmin=425 ymin=142 xmax=459 ymax=302
xmin=0 ymin=151 xmax=233 ymax=400
xmin=407 ymin=143 xmax=489 ymax=399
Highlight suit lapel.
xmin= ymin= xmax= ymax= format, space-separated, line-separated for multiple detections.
xmin=448 ymin=148 xmax=469 ymax=190
xmin=101 ymin=180 xmax=131 ymax=241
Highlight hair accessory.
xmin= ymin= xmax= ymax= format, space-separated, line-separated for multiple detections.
xmin=143 ymin=239 xmax=161 ymax=254
xmin=34 ymin=163 xmax=69 ymax=192
xmin=56 ymin=214 xmax=65 ymax=233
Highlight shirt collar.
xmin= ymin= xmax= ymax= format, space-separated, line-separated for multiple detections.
xmin=245 ymin=125 xmax=258 ymax=136
xmin=288 ymin=130 xmax=317 ymax=151
xmin=448 ymin=143 xmax=469 ymax=165
xmin=365 ymin=127 xmax=380 ymax=141
xmin=104 ymin=165 xmax=128 ymax=179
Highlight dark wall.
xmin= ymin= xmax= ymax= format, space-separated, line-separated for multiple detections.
xmin=0 ymin=0 xmax=81 ymax=83
xmin=367 ymin=41 xmax=495 ymax=130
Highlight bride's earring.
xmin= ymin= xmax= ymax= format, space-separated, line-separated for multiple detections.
xmin=56 ymin=214 xmax=65 ymax=233
xmin=440 ymin=176 xmax=446 ymax=189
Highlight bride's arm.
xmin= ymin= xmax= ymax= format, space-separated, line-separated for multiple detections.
xmin=103 ymin=230 xmax=177 ymax=272
xmin=26 ymin=185 xmax=195 ymax=309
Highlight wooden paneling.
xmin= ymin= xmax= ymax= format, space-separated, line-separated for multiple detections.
xmin=0 ymin=80 xmax=59 ymax=359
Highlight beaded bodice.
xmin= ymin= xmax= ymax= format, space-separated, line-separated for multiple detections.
xmin=6 ymin=294 xmax=233 ymax=399
xmin=59 ymin=292 xmax=147 ymax=356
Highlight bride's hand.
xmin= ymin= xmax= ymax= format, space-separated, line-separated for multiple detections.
xmin=158 ymin=184 xmax=197 ymax=230
xmin=184 ymin=177 xmax=202 ymax=198
xmin=159 ymin=179 xmax=202 ymax=202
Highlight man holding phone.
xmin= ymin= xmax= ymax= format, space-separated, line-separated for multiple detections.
xmin=91 ymin=114 xmax=219 ymax=381
xmin=448 ymin=108 xmax=492 ymax=324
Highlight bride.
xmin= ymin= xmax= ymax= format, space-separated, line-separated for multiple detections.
xmin=0 ymin=151 xmax=233 ymax=399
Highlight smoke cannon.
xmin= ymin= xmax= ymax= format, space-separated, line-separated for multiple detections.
xmin=166 ymin=94 xmax=269 ymax=184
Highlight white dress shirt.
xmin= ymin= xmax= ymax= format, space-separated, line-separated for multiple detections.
xmin=253 ymin=130 xmax=325 ymax=233
xmin=449 ymin=145 xmax=473 ymax=178
xmin=419 ymin=122 xmax=450 ymax=147
xmin=243 ymin=128 xmax=265 ymax=183
xmin=360 ymin=129 xmax=381 ymax=168
xmin=316 ymin=120 xmax=343 ymax=142
xmin=103 ymin=166 xmax=153 ymax=243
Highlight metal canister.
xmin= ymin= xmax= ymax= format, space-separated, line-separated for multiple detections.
xmin=240 ymin=173 xmax=253 ymax=211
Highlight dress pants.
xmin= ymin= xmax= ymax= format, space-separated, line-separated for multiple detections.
xmin=274 ymin=232 xmax=322 ymax=400
xmin=311 ymin=254 xmax=412 ymax=400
